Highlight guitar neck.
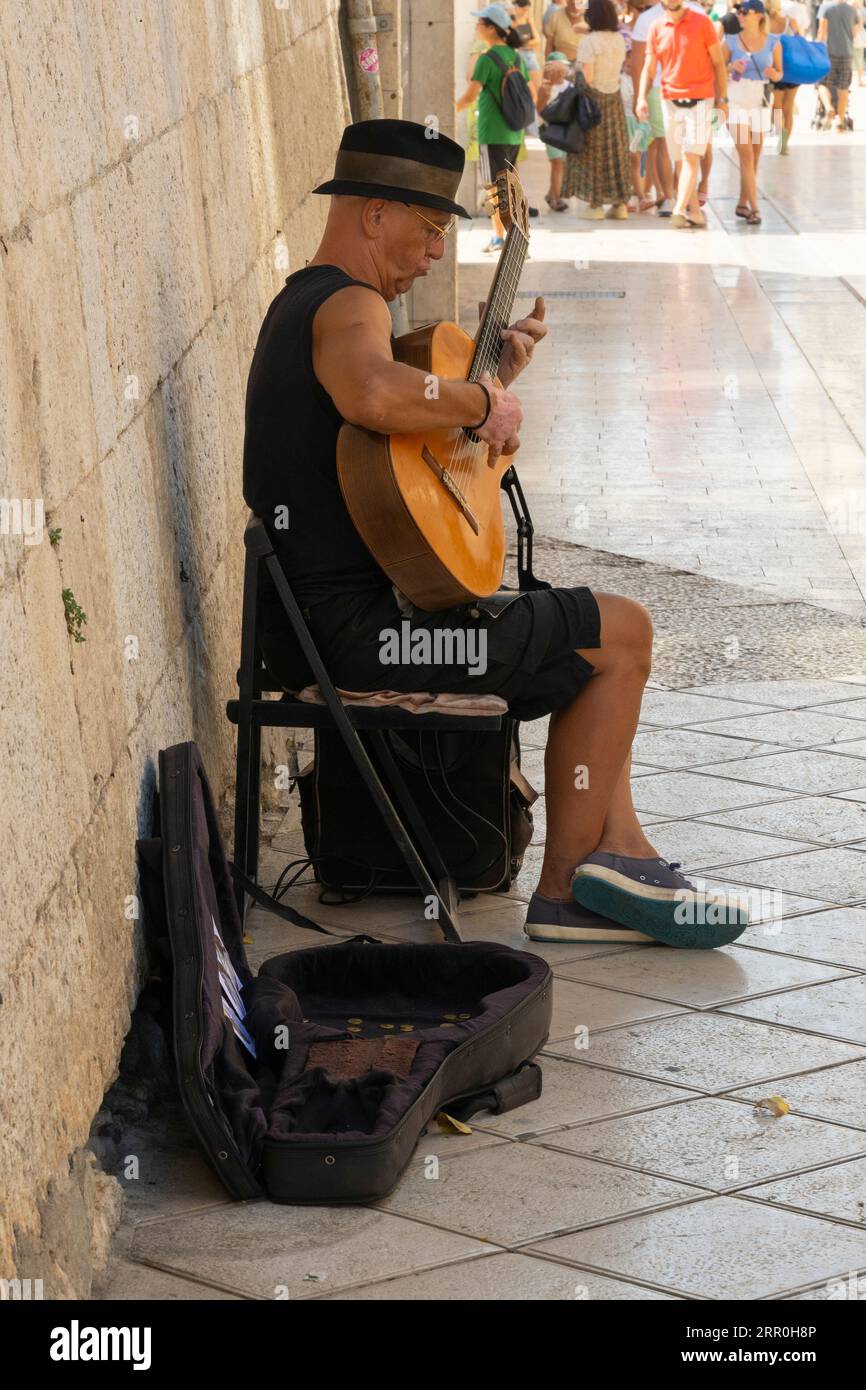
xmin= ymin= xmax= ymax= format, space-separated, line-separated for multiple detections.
xmin=468 ymin=227 xmax=529 ymax=383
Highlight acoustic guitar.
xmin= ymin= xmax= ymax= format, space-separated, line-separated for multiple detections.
xmin=336 ymin=169 xmax=531 ymax=612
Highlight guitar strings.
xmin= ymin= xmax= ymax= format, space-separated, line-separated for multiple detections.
xmin=454 ymin=232 xmax=527 ymax=487
xmin=445 ymin=246 xmax=515 ymax=489
xmin=447 ymin=229 xmax=529 ymax=495
xmin=450 ymin=258 xmax=525 ymax=497
xmin=447 ymin=231 xmax=527 ymax=490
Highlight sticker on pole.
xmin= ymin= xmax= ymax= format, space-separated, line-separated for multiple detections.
xmin=358 ymin=45 xmax=379 ymax=73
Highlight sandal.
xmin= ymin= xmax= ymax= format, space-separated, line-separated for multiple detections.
xmin=735 ymin=203 xmax=750 ymax=218
xmin=746 ymin=209 xmax=762 ymax=225
xmin=698 ymin=191 xmax=708 ymax=206
xmin=638 ymin=195 xmax=660 ymax=212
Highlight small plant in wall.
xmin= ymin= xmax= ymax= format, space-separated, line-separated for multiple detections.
xmin=62 ymin=588 xmax=87 ymax=643
xmin=50 ymin=528 xmax=87 ymax=642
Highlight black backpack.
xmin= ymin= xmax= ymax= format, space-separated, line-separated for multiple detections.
xmin=295 ymin=719 xmax=536 ymax=897
xmin=486 ymin=48 xmax=536 ymax=131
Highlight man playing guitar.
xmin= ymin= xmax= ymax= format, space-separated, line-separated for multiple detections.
xmin=243 ymin=118 xmax=747 ymax=949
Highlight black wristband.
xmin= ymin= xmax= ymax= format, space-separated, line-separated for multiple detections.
xmin=468 ymin=383 xmax=491 ymax=431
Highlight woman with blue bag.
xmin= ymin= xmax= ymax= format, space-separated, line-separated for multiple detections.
xmin=723 ymin=0 xmax=782 ymax=224
xmin=766 ymin=0 xmax=801 ymax=154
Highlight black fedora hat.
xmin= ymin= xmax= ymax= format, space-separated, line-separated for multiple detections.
xmin=313 ymin=119 xmax=471 ymax=219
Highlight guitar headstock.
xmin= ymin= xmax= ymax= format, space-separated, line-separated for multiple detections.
xmin=495 ymin=169 xmax=530 ymax=242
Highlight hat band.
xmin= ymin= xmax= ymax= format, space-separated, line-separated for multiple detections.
xmin=333 ymin=150 xmax=459 ymax=200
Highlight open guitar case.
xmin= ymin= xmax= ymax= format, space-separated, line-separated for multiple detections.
xmin=138 ymin=737 xmax=552 ymax=1204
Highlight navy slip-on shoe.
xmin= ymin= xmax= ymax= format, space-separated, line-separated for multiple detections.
xmin=525 ymin=892 xmax=655 ymax=944
xmin=571 ymin=853 xmax=749 ymax=950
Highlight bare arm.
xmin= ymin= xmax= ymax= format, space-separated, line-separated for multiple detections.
xmin=314 ymin=288 xmax=487 ymax=432
xmin=537 ymin=75 xmax=555 ymax=109
xmin=456 ymin=78 xmax=482 ymax=112
xmin=708 ymin=40 xmax=729 ymax=103
xmin=765 ymin=39 xmax=783 ymax=81
xmin=312 ymin=287 xmax=522 ymax=444
xmin=817 ymin=18 xmax=828 ymax=40
xmin=630 ymin=37 xmax=647 ymax=105
xmin=636 ymin=49 xmax=657 ymax=115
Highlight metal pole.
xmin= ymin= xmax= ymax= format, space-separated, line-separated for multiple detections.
xmin=346 ymin=0 xmax=385 ymax=120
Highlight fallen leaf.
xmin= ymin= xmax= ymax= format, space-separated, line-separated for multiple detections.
xmin=754 ymin=1095 xmax=790 ymax=1117
xmin=436 ymin=1111 xmax=472 ymax=1135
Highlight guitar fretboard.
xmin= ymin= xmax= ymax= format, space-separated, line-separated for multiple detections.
xmin=468 ymin=226 xmax=530 ymax=383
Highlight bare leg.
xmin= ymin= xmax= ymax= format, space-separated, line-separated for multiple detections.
xmin=549 ymin=158 xmax=564 ymax=200
xmin=736 ymin=136 xmax=757 ymax=212
xmin=753 ymin=130 xmax=764 ymax=181
xmin=837 ymin=86 xmax=849 ymax=124
xmin=537 ymin=594 xmax=656 ymax=899
xmin=819 ymin=83 xmax=835 ymax=120
xmin=698 ymin=145 xmax=712 ymax=199
xmin=674 ymin=152 xmax=703 ymax=218
xmin=596 ymin=750 xmax=653 ymax=852
xmin=644 ymin=140 xmax=659 ymax=200
xmin=654 ymin=137 xmax=675 ymax=200
xmin=630 ymin=150 xmax=646 ymax=200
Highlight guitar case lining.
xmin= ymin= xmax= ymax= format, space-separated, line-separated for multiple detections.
xmin=138 ymin=742 xmax=552 ymax=1204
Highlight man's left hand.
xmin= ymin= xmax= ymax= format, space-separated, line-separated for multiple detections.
xmin=497 ymin=297 xmax=547 ymax=386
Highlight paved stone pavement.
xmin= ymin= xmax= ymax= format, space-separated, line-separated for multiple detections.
xmin=94 ymin=104 xmax=866 ymax=1302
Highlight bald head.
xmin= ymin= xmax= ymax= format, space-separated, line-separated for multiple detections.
xmin=313 ymin=194 xmax=450 ymax=300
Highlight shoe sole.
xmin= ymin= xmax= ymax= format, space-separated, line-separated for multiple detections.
xmin=571 ymin=866 xmax=749 ymax=950
xmin=526 ymin=920 xmax=655 ymax=944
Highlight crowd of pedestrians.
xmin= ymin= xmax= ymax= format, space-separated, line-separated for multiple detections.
xmin=457 ymin=0 xmax=861 ymax=238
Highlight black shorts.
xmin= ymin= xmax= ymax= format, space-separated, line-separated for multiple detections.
xmin=772 ymin=80 xmax=798 ymax=90
xmin=479 ymin=143 xmax=521 ymax=185
xmin=263 ymin=584 xmax=601 ymax=723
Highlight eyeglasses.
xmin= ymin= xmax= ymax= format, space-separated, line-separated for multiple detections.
xmin=403 ymin=203 xmax=456 ymax=243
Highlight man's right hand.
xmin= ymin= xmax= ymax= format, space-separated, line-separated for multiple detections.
xmin=473 ymin=373 xmax=523 ymax=457
xmin=636 ymin=97 xmax=649 ymax=122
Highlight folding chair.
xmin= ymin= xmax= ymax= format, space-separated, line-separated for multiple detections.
xmin=226 ymin=514 xmax=506 ymax=943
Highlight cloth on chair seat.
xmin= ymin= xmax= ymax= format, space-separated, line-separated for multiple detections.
xmin=291 ymin=686 xmax=509 ymax=717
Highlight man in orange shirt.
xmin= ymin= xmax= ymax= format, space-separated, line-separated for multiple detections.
xmin=636 ymin=0 xmax=728 ymax=226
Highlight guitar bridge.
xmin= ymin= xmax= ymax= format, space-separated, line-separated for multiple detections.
xmin=421 ymin=445 xmax=480 ymax=535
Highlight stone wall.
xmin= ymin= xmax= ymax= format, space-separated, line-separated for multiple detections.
xmin=0 ymin=0 xmax=349 ymax=1295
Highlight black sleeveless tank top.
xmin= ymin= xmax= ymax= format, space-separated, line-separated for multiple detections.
xmin=242 ymin=265 xmax=389 ymax=607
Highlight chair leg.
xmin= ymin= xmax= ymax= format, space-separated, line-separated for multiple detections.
xmin=259 ymin=548 xmax=463 ymax=941
xmin=367 ymin=730 xmax=462 ymax=943
xmin=233 ymin=542 xmax=266 ymax=924
xmin=233 ymin=706 xmax=261 ymax=924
